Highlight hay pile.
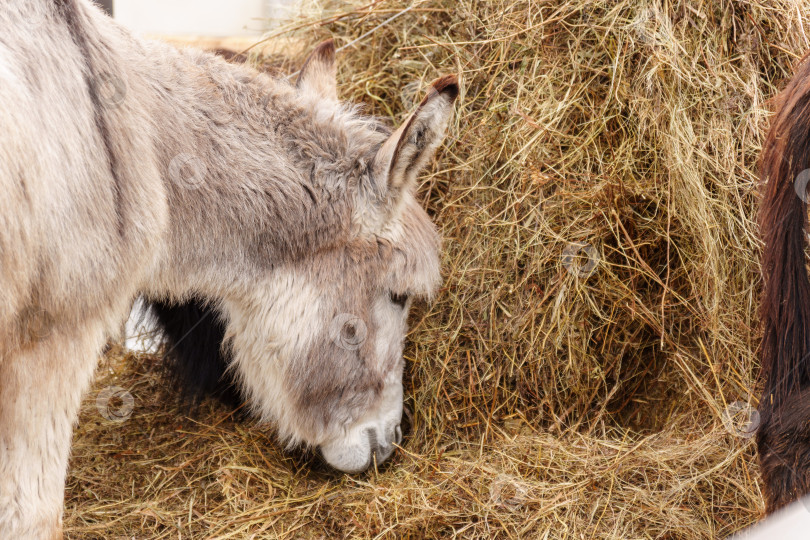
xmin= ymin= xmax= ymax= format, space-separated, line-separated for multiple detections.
xmin=65 ymin=1 xmax=810 ymax=538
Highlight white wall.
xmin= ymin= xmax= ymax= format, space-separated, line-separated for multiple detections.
xmin=113 ymin=0 xmax=301 ymax=36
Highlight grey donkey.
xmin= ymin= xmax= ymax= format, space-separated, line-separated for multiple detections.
xmin=0 ymin=0 xmax=458 ymax=538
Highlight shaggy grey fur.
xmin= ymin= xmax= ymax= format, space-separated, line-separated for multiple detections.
xmin=0 ymin=1 xmax=457 ymax=537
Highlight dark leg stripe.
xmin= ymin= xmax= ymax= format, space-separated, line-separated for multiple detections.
xmin=54 ymin=0 xmax=126 ymax=239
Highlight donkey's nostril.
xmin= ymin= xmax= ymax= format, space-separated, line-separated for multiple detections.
xmin=394 ymin=425 xmax=402 ymax=445
xmin=367 ymin=426 xmax=400 ymax=465
xmin=366 ymin=427 xmax=379 ymax=455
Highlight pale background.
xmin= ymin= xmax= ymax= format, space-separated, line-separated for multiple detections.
xmin=112 ymin=0 xmax=302 ymax=36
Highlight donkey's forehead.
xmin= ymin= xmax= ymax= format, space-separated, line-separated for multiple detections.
xmin=377 ymin=195 xmax=441 ymax=298
xmin=298 ymin=92 xmax=390 ymax=158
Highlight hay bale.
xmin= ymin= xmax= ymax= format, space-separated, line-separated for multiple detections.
xmin=65 ymin=1 xmax=810 ymax=537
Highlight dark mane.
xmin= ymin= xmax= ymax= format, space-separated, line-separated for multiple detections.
xmin=148 ymin=299 xmax=242 ymax=409
xmin=758 ymin=52 xmax=810 ymax=511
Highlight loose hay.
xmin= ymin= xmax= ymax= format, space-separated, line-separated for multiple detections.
xmin=64 ymin=1 xmax=810 ymax=538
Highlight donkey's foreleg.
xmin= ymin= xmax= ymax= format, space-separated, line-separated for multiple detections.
xmin=0 ymin=321 xmax=108 ymax=540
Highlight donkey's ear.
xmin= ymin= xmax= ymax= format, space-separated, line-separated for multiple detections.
xmin=373 ymin=75 xmax=459 ymax=200
xmin=296 ymin=39 xmax=337 ymax=101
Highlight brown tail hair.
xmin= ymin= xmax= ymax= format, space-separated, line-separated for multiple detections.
xmin=760 ymin=55 xmax=810 ymax=413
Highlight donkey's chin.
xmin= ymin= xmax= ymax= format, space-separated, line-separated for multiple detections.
xmin=320 ymin=420 xmax=403 ymax=473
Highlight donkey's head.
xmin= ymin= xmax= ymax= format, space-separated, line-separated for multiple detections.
xmin=224 ymin=41 xmax=457 ymax=472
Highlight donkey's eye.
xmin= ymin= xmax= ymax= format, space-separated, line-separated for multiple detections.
xmin=389 ymin=292 xmax=409 ymax=309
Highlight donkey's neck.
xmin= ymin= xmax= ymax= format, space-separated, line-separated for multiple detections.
xmin=137 ymin=43 xmax=369 ymax=299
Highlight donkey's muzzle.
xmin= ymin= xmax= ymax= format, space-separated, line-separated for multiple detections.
xmin=319 ymin=421 xmax=403 ymax=473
